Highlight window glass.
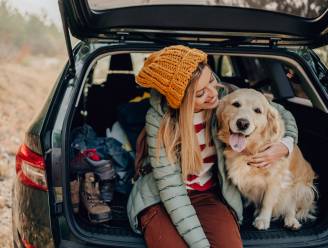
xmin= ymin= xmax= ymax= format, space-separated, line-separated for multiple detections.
xmin=285 ymin=67 xmax=309 ymax=100
xmin=88 ymin=0 xmax=328 ymax=19
xmin=93 ymin=56 xmax=110 ymax=85
xmin=220 ymin=56 xmax=235 ymax=77
xmin=314 ymin=46 xmax=328 ymax=69
xmin=91 ymin=53 xmax=149 ymax=85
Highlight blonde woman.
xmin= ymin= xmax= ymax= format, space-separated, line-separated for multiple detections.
xmin=127 ymin=45 xmax=298 ymax=248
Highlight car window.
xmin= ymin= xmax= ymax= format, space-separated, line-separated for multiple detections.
xmin=91 ymin=53 xmax=149 ymax=85
xmin=91 ymin=53 xmax=314 ymax=108
xmin=312 ymin=48 xmax=328 ymax=95
xmin=285 ymin=66 xmax=313 ymax=107
xmin=220 ymin=55 xmax=235 ymax=77
xmin=132 ymin=53 xmax=149 ymax=75
xmin=93 ymin=56 xmax=110 ymax=85
xmin=88 ymin=0 xmax=328 ymax=18
xmin=247 ymin=60 xmax=313 ymax=107
xmin=314 ymin=46 xmax=328 ymax=69
xmin=285 ymin=67 xmax=309 ymax=100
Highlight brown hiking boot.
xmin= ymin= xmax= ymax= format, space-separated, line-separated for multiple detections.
xmin=80 ymin=172 xmax=112 ymax=223
xmin=70 ymin=179 xmax=80 ymax=213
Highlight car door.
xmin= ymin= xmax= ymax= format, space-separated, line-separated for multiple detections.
xmin=60 ymin=0 xmax=328 ymax=44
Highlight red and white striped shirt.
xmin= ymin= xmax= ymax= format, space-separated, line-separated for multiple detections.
xmin=185 ymin=111 xmax=216 ymax=191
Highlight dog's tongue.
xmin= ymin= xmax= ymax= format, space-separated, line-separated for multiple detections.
xmin=229 ymin=133 xmax=246 ymax=152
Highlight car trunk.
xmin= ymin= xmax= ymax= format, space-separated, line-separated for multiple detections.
xmin=57 ymin=44 xmax=328 ymax=247
xmin=58 ymin=0 xmax=328 ymax=82
xmin=54 ymin=1 xmax=328 ymax=247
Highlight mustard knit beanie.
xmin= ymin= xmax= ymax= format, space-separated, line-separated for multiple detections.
xmin=135 ymin=45 xmax=208 ymax=109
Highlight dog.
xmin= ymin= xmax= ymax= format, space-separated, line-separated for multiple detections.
xmin=216 ymin=88 xmax=317 ymax=230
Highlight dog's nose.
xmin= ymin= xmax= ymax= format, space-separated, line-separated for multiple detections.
xmin=236 ymin=118 xmax=250 ymax=131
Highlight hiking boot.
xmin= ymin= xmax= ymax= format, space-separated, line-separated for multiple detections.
xmin=70 ymin=179 xmax=80 ymax=213
xmin=99 ymin=179 xmax=115 ymax=203
xmin=80 ymin=172 xmax=112 ymax=223
xmin=85 ymin=157 xmax=116 ymax=203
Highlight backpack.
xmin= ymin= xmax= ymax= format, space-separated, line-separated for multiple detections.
xmin=133 ymin=127 xmax=152 ymax=182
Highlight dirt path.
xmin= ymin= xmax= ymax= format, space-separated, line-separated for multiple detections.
xmin=0 ymin=58 xmax=64 ymax=248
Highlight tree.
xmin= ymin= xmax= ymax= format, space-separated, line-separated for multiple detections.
xmin=214 ymin=0 xmax=327 ymax=18
xmin=0 ymin=0 xmax=65 ymax=59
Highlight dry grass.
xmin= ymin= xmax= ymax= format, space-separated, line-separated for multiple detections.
xmin=0 ymin=161 xmax=11 ymax=179
xmin=0 ymin=56 xmax=65 ymax=248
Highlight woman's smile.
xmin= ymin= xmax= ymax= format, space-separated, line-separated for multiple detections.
xmin=194 ymin=66 xmax=220 ymax=112
xmin=207 ymin=96 xmax=218 ymax=105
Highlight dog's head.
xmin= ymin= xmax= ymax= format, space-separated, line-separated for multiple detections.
xmin=217 ymin=89 xmax=284 ymax=153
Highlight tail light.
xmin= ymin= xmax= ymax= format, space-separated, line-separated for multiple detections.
xmin=22 ymin=239 xmax=36 ymax=248
xmin=16 ymin=144 xmax=48 ymax=191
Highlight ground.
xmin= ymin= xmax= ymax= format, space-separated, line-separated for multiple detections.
xmin=0 ymin=57 xmax=63 ymax=248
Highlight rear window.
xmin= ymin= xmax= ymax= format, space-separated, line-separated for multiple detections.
xmin=88 ymin=0 xmax=327 ymax=19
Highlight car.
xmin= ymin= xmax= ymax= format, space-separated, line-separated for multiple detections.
xmin=12 ymin=0 xmax=328 ymax=247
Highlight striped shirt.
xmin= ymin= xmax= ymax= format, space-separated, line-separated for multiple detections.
xmin=185 ymin=111 xmax=216 ymax=191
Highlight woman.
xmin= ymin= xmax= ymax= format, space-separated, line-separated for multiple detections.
xmin=127 ymin=45 xmax=298 ymax=247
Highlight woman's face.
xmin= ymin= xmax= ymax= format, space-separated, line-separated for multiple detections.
xmin=194 ymin=66 xmax=220 ymax=112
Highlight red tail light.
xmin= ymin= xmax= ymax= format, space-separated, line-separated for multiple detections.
xmin=16 ymin=144 xmax=48 ymax=191
xmin=22 ymin=239 xmax=36 ymax=248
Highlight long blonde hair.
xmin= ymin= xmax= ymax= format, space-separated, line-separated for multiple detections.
xmin=157 ymin=62 xmax=213 ymax=179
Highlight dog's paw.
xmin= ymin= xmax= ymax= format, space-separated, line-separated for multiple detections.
xmin=253 ymin=208 xmax=260 ymax=218
xmin=284 ymin=217 xmax=302 ymax=230
xmin=253 ymin=217 xmax=270 ymax=230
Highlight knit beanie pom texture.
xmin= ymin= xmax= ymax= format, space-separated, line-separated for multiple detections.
xmin=135 ymin=45 xmax=207 ymax=109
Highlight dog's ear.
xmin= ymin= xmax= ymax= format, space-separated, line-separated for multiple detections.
xmin=216 ymin=99 xmax=230 ymax=142
xmin=265 ymin=105 xmax=283 ymax=142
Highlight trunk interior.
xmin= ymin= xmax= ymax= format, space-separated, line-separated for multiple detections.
xmin=66 ymin=50 xmax=328 ymax=246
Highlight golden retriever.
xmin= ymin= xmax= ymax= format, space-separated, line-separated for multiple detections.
xmin=216 ymin=88 xmax=317 ymax=230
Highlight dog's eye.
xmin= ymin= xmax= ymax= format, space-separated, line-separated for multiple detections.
xmin=254 ymin=108 xmax=262 ymax=114
xmin=232 ymin=101 xmax=241 ymax=108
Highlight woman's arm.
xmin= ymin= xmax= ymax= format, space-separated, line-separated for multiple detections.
xmin=248 ymin=102 xmax=298 ymax=167
xmin=270 ymin=102 xmax=298 ymax=144
xmin=145 ymin=108 xmax=210 ymax=248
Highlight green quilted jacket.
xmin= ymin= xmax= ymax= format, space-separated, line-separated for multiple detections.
xmin=127 ymin=88 xmax=298 ymax=248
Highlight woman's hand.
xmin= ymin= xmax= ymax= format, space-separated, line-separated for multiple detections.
xmin=247 ymin=142 xmax=289 ymax=168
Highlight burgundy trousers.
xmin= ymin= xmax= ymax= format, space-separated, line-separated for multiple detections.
xmin=139 ymin=189 xmax=243 ymax=248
